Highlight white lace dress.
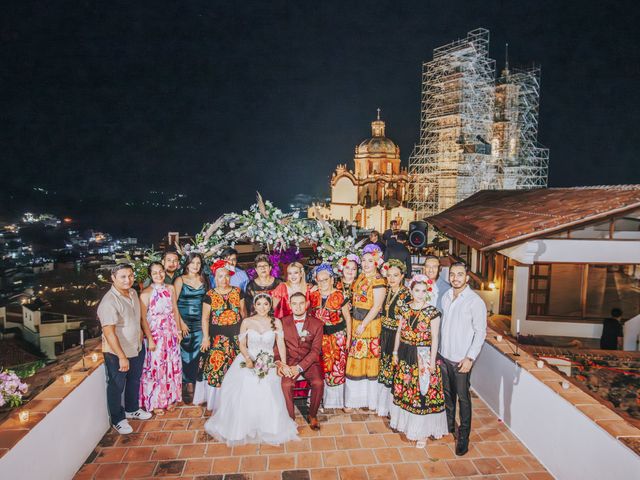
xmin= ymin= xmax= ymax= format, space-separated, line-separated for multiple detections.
xmin=204 ymin=328 xmax=299 ymax=446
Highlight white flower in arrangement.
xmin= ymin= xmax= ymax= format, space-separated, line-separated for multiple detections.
xmin=229 ymin=222 xmax=236 ymax=229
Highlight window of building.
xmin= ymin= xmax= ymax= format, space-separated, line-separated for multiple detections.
xmin=586 ymin=264 xmax=640 ymax=318
xmin=547 ymin=264 xmax=583 ymax=316
xmin=528 ymin=263 xmax=640 ymax=320
xmin=457 ymin=242 xmax=470 ymax=265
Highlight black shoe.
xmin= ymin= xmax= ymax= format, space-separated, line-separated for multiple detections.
xmin=455 ymin=436 xmax=469 ymax=456
xmin=448 ymin=425 xmax=458 ymax=439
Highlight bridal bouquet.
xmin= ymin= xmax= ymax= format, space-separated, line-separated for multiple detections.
xmin=241 ymin=351 xmax=276 ymax=379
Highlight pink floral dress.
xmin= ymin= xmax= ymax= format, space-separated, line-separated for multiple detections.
xmin=140 ymin=284 xmax=182 ymax=410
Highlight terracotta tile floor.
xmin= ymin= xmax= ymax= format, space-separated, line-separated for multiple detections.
xmin=75 ymin=396 xmax=553 ymax=479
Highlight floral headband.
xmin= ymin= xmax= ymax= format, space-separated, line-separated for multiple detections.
xmin=409 ymin=273 xmax=433 ymax=290
xmin=381 ymin=259 xmax=407 ymax=277
xmin=210 ymin=259 xmax=235 ymax=276
xmin=361 ymin=244 xmax=384 ymax=268
xmin=313 ymin=262 xmax=334 ymax=279
xmin=335 ymin=254 xmax=360 ymax=274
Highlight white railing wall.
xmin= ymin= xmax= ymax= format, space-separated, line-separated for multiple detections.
xmin=0 ymin=365 xmax=110 ymax=480
xmin=472 ymin=342 xmax=640 ymax=480
xmin=623 ymin=314 xmax=640 ymax=351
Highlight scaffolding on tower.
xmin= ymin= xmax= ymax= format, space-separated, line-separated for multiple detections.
xmin=494 ymin=65 xmax=549 ymax=189
xmin=408 ymin=28 xmax=549 ymax=220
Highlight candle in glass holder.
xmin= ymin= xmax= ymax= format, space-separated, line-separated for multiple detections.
xmin=91 ymin=353 xmax=99 ymax=362
xmin=63 ymin=374 xmax=72 ymax=384
xmin=561 ymin=381 xmax=570 ymax=390
xmin=536 ymin=360 xmax=544 ymax=369
xmin=80 ymin=329 xmax=84 ymax=346
xmin=496 ymin=335 xmax=503 ymax=342
xmin=19 ymin=410 xmax=30 ymax=423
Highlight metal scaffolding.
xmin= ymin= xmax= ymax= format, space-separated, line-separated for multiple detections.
xmin=408 ymin=29 xmax=549 ymax=219
xmin=495 ymin=66 xmax=549 ymax=189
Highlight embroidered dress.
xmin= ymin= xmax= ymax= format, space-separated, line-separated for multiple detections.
xmin=375 ymin=286 xmax=411 ymax=416
xmin=177 ymin=282 xmax=206 ymax=384
xmin=309 ymin=289 xmax=348 ymax=408
xmin=389 ymin=304 xmax=447 ymax=441
xmin=194 ymin=287 xmax=244 ymax=410
xmin=345 ymin=273 xmax=386 ymax=409
xmin=335 ymin=280 xmax=353 ymax=305
xmin=140 ymin=284 xmax=182 ymax=411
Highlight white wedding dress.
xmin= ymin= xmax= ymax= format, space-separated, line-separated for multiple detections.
xmin=204 ymin=328 xmax=299 ymax=446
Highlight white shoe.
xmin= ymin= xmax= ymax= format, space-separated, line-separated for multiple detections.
xmin=114 ymin=419 xmax=133 ymax=434
xmin=125 ymin=409 xmax=152 ymax=420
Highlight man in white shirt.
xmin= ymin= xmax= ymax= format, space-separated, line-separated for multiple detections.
xmin=439 ymin=262 xmax=487 ymax=456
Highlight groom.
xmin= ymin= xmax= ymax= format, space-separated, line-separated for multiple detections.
xmin=277 ymin=292 xmax=324 ymax=430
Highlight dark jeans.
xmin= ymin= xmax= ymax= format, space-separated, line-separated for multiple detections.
xmin=104 ymin=346 xmax=145 ymax=425
xmin=439 ymin=354 xmax=472 ymax=441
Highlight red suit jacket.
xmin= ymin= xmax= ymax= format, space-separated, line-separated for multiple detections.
xmin=278 ymin=313 xmax=323 ymax=372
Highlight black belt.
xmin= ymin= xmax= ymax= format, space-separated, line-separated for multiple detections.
xmin=210 ymin=323 xmax=240 ymax=338
xmin=323 ymin=320 xmax=347 ymax=335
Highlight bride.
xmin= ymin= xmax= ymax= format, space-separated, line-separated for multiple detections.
xmin=204 ymin=293 xmax=299 ymax=446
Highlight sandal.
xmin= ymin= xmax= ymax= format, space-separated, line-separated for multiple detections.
xmin=416 ymin=440 xmax=426 ymax=449
xmin=167 ymin=404 xmax=177 ymax=412
xmin=153 ymin=409 xmax=165 ymax=416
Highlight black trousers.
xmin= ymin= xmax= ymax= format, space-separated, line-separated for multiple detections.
xmin=439 ymin=354 xmax=472 ymax=441
xmin=104 ymin=345 xmax=146 ymax=425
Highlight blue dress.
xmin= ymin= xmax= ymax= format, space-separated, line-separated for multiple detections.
xmin=177 ymin=282 xmax=206 ymax=384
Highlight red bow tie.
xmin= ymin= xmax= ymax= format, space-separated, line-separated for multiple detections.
xmin=294 ymin=318 xmax=305 ymax=324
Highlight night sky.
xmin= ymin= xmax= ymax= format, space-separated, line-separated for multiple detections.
xmin=2 ymin=1 xmax=639 ymax=238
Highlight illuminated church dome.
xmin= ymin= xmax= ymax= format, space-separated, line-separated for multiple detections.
xmin=308 ymin=107 xmax=415 ymax=233
xmin=357 ymin=135 xmax=398 ymax=155
xmin=354 ymin=109 xmax=401 ymax=178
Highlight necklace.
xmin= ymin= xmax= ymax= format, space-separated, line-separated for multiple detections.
xmin=408 ymin=301 xmax=428 ymax=330
xmin=384 ymin=287 xmax=403 ymax=318
xmin=214 ymin=286 xmax=232 ymax=298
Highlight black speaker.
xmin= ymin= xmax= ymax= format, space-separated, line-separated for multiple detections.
xmin=408 ymin=221 xmax=428 ymax=249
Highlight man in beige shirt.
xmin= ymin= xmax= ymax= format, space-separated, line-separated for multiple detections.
xmin=97 ymin=264 xmax=152 ymax=434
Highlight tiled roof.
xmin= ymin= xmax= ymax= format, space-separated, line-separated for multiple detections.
xmin=0 ymin=339 xmax=42 ymax=368
xmin=426 ymin=186 xmax=640 ymax=250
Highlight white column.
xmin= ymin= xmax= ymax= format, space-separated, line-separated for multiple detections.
xmin=511 ymin=265 xmax=530 ymax=336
